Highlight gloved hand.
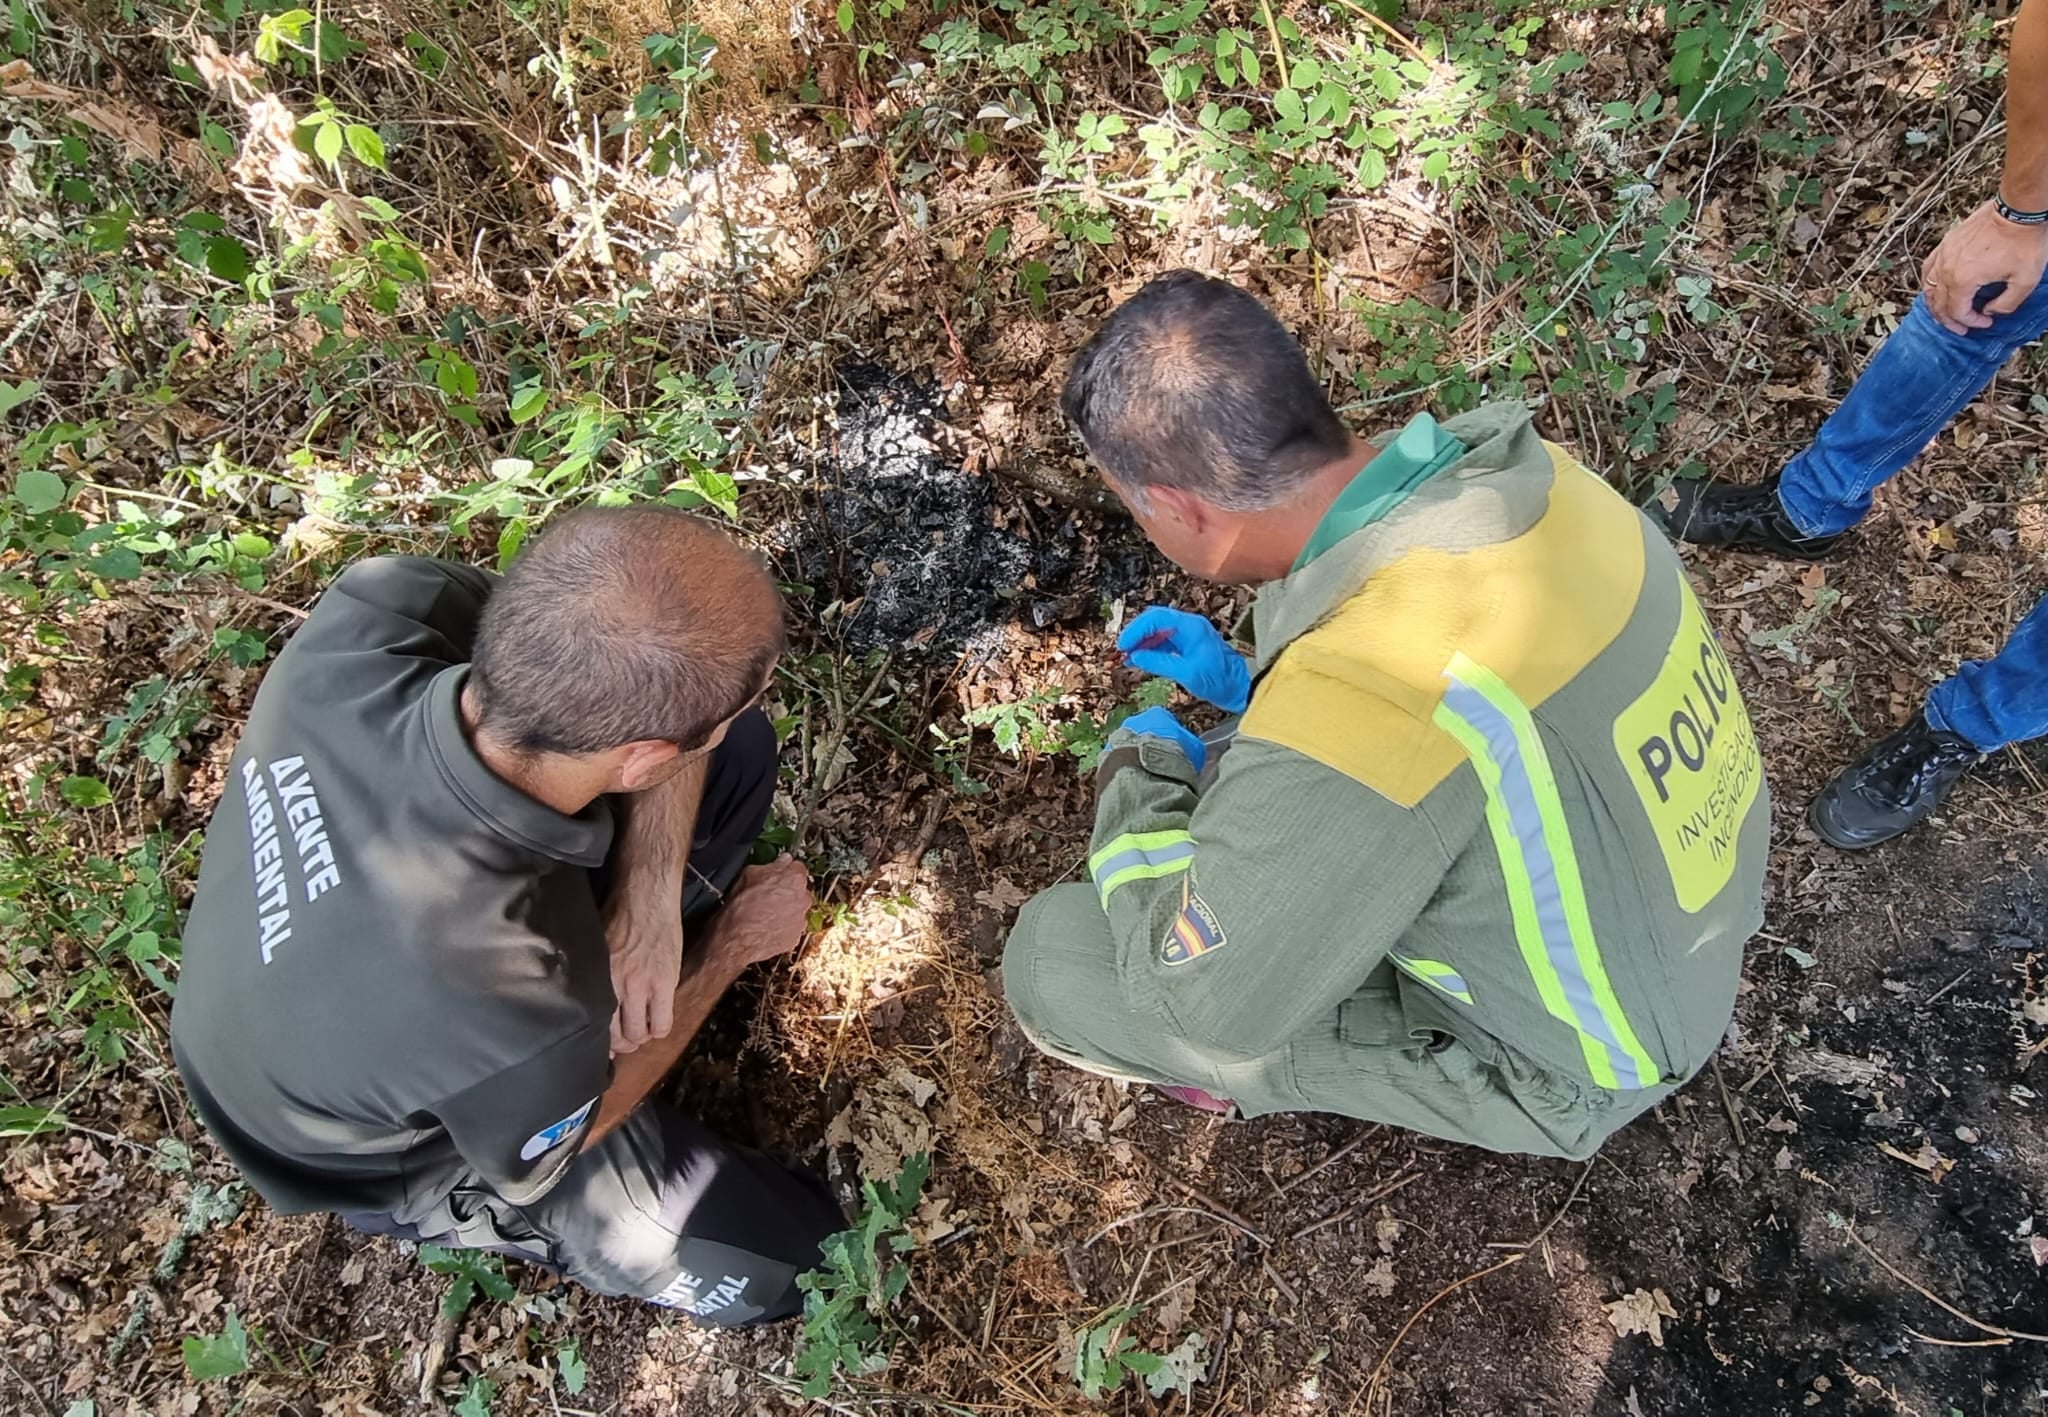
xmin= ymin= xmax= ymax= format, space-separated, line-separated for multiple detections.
xmin=1118 ymin=706 xmax=1206 ymax=773
xmin=1117 ymin=606 xmax=1252 ymax=714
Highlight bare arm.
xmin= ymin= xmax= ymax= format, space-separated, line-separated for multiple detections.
xmin=583 ymin=858 xmax=811 ymax=1149
xmin=1923 ymin=0 xmax=2048 ymax=331
xmin=603 ymin=755 xmax=708 ymax=1053
xmin=584 ymin=921 xmax=744 ymax=1148
xmin=2006 ymin=0 xmax=2048 ymax=209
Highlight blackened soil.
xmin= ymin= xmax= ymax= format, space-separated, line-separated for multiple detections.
xmin=1588 ymin=855 xmax=2048 ymax=1416
xmin=773 ymin=364 xmax=1155 ymax=655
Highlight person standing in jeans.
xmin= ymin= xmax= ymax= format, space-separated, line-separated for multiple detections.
xmin=1668 ymin=0 xmax=2048 ymax=848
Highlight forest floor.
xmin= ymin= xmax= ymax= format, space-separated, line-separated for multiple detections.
xmin=6 ymin=0 xmax=2048 ymax=1413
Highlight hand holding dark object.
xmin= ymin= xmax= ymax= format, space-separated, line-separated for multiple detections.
xmin=1921 ymin=200 xmax=2048 ymax=334
xmin=1115 ymin=606 xmax=1253 ymax=713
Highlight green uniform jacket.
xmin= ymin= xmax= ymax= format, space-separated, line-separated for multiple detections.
xmin=1005 ymin=406 xmax=1769 ymax=1158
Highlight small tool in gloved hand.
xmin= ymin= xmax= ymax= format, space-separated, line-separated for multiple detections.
xmin=1115 ymin=606 xmax=1253 ymax=713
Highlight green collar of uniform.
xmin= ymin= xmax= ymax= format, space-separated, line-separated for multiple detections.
xmin=1249 ymin=403 xmax=1552 ymax=675
xmin=1292 ymin=413 xmax=1468 ymax=572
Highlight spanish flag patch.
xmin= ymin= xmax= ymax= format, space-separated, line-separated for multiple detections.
xmin=1160 ymin=889 xmax=1226 ymax=966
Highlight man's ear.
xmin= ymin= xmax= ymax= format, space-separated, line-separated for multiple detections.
xmin=1150 ymin=483 xmax=1211 ymax=533
xmin=614 ymin=739 xmax=681 ymax=792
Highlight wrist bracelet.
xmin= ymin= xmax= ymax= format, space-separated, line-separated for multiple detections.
xmin=1996 ymin=195 xmax=2048 ymax=226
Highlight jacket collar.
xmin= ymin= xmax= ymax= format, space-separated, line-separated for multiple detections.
xmin=422 ymin=666 xmax=615 ymax=867
xmin=1290 ymin=412 xmax=1467 ymax=573
xmin=1250 ymin=404 xmax=1557 ymax=674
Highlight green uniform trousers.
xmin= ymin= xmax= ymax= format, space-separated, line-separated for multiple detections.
xmin=1004 ymin=883 xmax=1679 ymax=1161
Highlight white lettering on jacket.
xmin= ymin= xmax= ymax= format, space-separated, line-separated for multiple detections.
xmin=246 ymin=754 xmax=347 ymax=963
xmin=268 ymin=756 xmax=342 ymax=899
xmin=242 ymin=759 xmax=293 ymax=962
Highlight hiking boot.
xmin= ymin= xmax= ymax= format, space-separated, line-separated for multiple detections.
xmin=1809 ymin=712 xmax=1983 ymax=850
xmin=1663 ymin=474 xmax=1845 ymax=560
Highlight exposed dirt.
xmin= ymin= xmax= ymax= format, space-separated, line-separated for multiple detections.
xmin=11 ymin=415 xmax=2048 ymax=1417
xmin=14 ymin=2 xmax=2048 ymax=1415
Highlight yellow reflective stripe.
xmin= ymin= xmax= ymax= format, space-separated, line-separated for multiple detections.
xmin=1391 ymin=955 xmax=1473 ymax=1005
xmin=1433 ymin=703 xmax=1603 ymax=1078
xmin=1094 ymin=856 xmax=1192 ymax=905
xmin=1088 ymin=829 xmax=1193 ymax=879
xmin=1088 ymin=830 xmax=1195 ymax=907
xmin=1434 ymin=652 xmax=1660 ymax=1091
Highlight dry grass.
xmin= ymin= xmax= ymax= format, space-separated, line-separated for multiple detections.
xmin=10 ymin=0 xmax=2048 ymax=1413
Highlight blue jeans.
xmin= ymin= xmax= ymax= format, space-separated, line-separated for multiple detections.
xmin=1779 ymin=285 xmax=2048 ymax=751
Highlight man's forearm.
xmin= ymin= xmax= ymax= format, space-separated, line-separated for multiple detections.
xmin=2006 ymin=0 xmax=2048 ymax=208
xmin=609 ymin=755 xmax=709 ymax=920
xmin=583 ymin=940 xmax=744 ymax=1148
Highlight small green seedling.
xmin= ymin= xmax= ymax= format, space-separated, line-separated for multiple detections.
xmin=790 ymin=1151 xmax=931 ymax=1397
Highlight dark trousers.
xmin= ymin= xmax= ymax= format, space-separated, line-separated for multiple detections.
xmin=352 ymin=710 xmax=845 ymax=1324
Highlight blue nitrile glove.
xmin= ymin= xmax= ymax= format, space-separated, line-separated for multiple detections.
xmin=1119 ymin=706 xmax=1206 ymax=773
xmin=1116 ymin=606 xmax=1253 ymax=714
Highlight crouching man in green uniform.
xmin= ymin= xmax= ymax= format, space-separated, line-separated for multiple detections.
xmin=171 ymin=507 xmax=843 ymax=1323
xmin=1004 ymin=272 xmax=1771 ymax=1159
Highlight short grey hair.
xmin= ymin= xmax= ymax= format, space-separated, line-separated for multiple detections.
xmin=1061 ymin=271 xmax=1352 ymax=511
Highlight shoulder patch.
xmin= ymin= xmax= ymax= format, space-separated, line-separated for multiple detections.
xmin=1160 ymin=891 xmax=1227 ymax=966
xmin=520 ymin=1097 xmax=596 ymax=1161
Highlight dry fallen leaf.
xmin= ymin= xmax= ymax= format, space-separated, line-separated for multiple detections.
xmin=2030 ymin=1236 xmax=2048 ymax=1268
xmin=192 ymin=35 xmax=262 ymax=97
xmin=908 ymin=1194 xmax=957 ymax=1246
xmin=1604 ymin=1287 xmax=1679 ymax=1347
xmin=1877 ymin=1140 xmax=1954 ymax=1183
xmin=887 ymin=1066 xmax=938 ymax=1109
xmin=827 ymin=1082 xmax=932 ymax=1179
xmin=1374 ymin=1210 xmax=1402 ymax=1253
xmin=1360 ymin=1256 xmax=1396 ymax=1297
xmin=973 ymin=876 xmax=1030 ymax=913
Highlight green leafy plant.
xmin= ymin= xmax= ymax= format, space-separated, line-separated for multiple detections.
xmin=554 ymin=1337 xmax=588 ymax=1395
xmin=625 ymin=27 xmax=720 ymax=176
xmin=455 ymin=1374 xmax=496 ymax=1417
xmin=1665 ymin=0 xmax=1784 ymax=136
xmin=183 ymin=1309 xmax=252 ymax=1381
xmin=419 ymin=1245 xmax=518 ymax=1320
xmin=1 ymin=823 xmax=191 ymax=1068
xmin=967 ymin=678 xmax=1174 ymax=770
xmin=1072 ymin=1305 xmax=1208 ymax=1400
xmin=790 ymin=1151 xmax=931 ymax=1398
xmin=1748 ymin=587 xmax=1841 ymax=666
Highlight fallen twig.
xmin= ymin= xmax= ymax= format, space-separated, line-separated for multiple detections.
xmin=1364 ymin=1254 xmax=1527 ymax=1397
xmin=1273 ymin=1127 xmax=1379 ymax=1197
xmin=1084 ymin=1203 xmax=1241 ymax=1250
xmin=1711 ymin=1054 xmax=1749 ymax=1150
xmin=1921 ymin=970 xmax=1971 ymax=1007
xmin=1289 ymin=1168 xmax=1420 ymax=1243
xmin=1134 ymin=1150 xmax=1270 ymax=1247
xmin=1486 ymin=1160 xmax=1595 ymax=1253
xmin=1842 ymin=1224 xmax=2048 ymax=1345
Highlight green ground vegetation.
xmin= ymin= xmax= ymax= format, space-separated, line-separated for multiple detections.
xmin=0 ymin=0 xmax=2008 ymax=1404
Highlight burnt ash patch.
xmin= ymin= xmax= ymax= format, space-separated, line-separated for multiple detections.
xmin=1590 ymin=861 xmax=2048 ymax=1416
xmin=773 ymin=365 xmax=1154 ymax=655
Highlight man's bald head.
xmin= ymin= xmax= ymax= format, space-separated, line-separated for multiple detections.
xmin=471 ymin=506 xmax=784 ymax=757
xmin=1061 ymin=270 xmax=1351 ymax=511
